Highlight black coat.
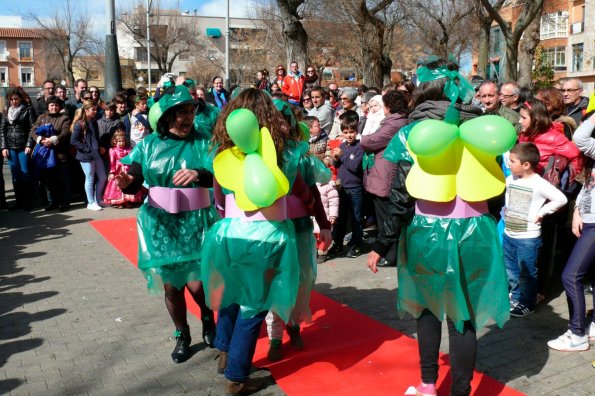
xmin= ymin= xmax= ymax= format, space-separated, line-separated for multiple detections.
xmin=205 ymin=89 xmax=230 ymax=108
xmin=0 ymin=105 xmax=36 ymax=150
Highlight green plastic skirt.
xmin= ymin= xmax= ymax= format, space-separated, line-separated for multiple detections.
xmin=201 ymin=218 xmax=299 ymax=322
xmin=397 ymin=214 xmax=510 ymax=332
xmin=290 ymin=216 xmax=317 ymax=324
xmin=137 ymin=204 xmax=221 ymax=293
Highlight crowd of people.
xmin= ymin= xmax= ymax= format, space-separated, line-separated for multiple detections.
xmin=1 ymin=59 xmax=595 ymax=395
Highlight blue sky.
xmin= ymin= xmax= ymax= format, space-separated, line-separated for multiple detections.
xmin=0 ymin=0 xmax=251 ymax=35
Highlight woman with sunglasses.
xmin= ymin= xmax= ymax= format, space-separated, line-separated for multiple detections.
xmin=304 ymin=66 xmax=319 ymax=92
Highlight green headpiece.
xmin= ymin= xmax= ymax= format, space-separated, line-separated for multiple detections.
xmin=416 ymin=65 xmax=475 ymax=125
xmin=272 ymin=98 xmax=297 ymax=129
xmin=148 ymin=85 xmax=197 ymax=130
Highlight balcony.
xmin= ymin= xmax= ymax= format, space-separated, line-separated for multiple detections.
xmin=19 ymin=56 xmax=33 ymax=63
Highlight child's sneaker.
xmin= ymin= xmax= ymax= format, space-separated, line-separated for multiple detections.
xmin=547 ymin=330 xmax=589 ymax=351
xmin=589 ymin=323 xmax=595 ymax=344
xmin=510 ymin=303 xmax=534 ymax=318
xmin=286 ymin=324 xmax=304 ymax=349
xmin=415 ymin=382 xmax=437 ymax=396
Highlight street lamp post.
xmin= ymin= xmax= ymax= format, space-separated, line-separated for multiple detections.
xmin=225 ymin=0 xmax=230 ymax=90
xmin=147 ymin=0 xmax=152 ymax=94
xmin=105 ymin=0 xmax=122 ymax=99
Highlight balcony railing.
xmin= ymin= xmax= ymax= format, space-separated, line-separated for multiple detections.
xmin=19 ymin=56 xmax=33 ymax=62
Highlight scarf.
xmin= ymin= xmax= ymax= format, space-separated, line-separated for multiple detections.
xmin=213 ymin=90 xmax=227 ymax=109
xmin=409 ymin=100 xmax=483 ymax=124
xmin=8 ymin=104 xmax=24 ymax=124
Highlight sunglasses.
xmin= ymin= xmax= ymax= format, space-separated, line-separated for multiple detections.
xmin=307 ymin=70 xmax=314 ymax=73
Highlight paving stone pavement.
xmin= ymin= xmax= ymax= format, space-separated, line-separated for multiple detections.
xmin=1 ymin=173 xmax=595 ymax=396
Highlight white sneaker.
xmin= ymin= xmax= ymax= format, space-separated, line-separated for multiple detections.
xmin=589 ymin=323 xmax=595 ymax=343
xmin=87 ymin=202 xmax=103 ymax=211
xmin=547 ymin=330 xmax=589 ymax=351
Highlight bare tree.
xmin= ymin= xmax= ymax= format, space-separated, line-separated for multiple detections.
xmin=118 ymin=1 xmax=209 ymax=74
xmin=474 ymin=0 xmax=506 ymax=78
xmin=480 ymin=0 xmax=544 ymax=82
xmin=275 ymin=0 xmax=309 ymax=67
xmin=407 ymin=0 xmax=476 ymax=61
xmin=24 ymin=0 xmax=103 ymax=87
xmin=517 ymin=11 xmax=541 ymax=87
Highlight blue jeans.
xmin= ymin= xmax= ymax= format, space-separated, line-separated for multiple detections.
xmin=503 ymin=234 xmax=542 ymax=309
xmin=214 ymin=304 xmax=267 ymax=382
xmin=79 ymin=157 xmax=106 ymax=204
xmin=7 ymin=148 xmax=32 ymax=184
xmin=562 ymin=223 xmax=595 ymax=336
xmin=333 ymin=186 xmax=363 ymax=247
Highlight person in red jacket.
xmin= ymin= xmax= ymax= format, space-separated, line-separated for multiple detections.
xmin=282 ymin=61 xmax=305 ymax=106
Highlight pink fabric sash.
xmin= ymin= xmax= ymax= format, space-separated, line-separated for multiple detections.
xmin=225 ymin=194 xmax=288 ymax=222
xmin=287 ymin=195 xmax=310 ymax=219
xmin=148 ymin=186 xmax=211 ymax=213
xmin=415 ymin=196 xmax=488 ymax=219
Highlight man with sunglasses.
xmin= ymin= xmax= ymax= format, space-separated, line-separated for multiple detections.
xmin=562 ymin=78 xmax=589 ymax=125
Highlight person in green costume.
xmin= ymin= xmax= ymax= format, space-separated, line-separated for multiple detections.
xmin=202 ymin=88 xmax=316 ymax=395
xmin=378 ymin=58 xmax=512 ymax=396
xmin=115 ymin=85 xmax=221 ymax=364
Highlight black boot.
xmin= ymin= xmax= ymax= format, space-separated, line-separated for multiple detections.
xmin=202 ymin=311 xmax=216 ymax=348
xmin=171 ymin=326 xmax=191 ymax=363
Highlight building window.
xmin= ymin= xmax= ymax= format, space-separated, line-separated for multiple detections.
xmin=543 ymin=46 xmax=566 ymax=71
xmin=492 ymin=28 xmax=501 ymax=53
xmin=540 ymin=12 xmax=568 ymax=39
xmin=18 ymin=41 xmax=33 ymax=61
xmin=0 ymin=41 xmax=7 ymax=61
xmin=572 ymin=43 xmax=583 ymax=72
xmin=88 ymin=69 xmax=100 ymax=80
xmin=0 ymin=67 xmax=8 ymax=86
xmin=135 ymin=47 xmax=148 ymax=62
xmin=20 ymin=66 xmax=34 ymax=86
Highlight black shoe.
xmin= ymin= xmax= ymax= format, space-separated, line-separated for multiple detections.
xmin=346 ymin=245 xmax=361 ymax=258
xmin=201 ymin=313 xmax=216 ymax=348
xmin=45 ymin=202 xmax=59 ymax=211
xmin=327 ymin=244 xmax=343 ymax=257
xmin=316 ymin=255 xmax=327 ymax=264
xmin=8 ymin=202 xmax=21 ymax=211
xmin=377 ymin=258 xmax=395 ymax=267
xmin=171 ymin=326 xmax=191 ymax=363
xmin=59 ymin=204 xmax=70 ymax=212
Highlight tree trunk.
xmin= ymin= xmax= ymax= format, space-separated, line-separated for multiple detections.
xmin=504 ymin=38 xmax=518 ymax=82
xmin=518 ymin=14 xmax=541 ymax=87
xmin=359 ymin=19 xmax=387 ymax=87
xmin=276 ymin=0 xmax=308 ymax=68
xmin=477 ymin=22 xmax=490 ymax=78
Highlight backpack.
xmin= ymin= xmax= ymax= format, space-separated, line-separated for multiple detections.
xmin=542 ymin=154 xmax=580 ymax=194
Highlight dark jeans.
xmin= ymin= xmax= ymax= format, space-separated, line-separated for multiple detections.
xmin=214 ymin=304 xmax=268 ymax=382
xmin=562 ymin=223 xmax=595 ymax=336
xmin=372 ymin=194 xmax=397 ymax=264
xmin=503 ymin=234 xmax=542 ymax=309
xmin=417 ymin=310 xmax=476 ymax=396
xmin=333 ymin=186 xmax=363 ymax=247
xmin=7 ymin=148 xmax=32 ymax=184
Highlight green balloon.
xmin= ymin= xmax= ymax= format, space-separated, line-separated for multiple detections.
xmin=244 ymin=153 xmax=278 ymax=207
xmin=226 ymin=109 xmax=260 ymax=153
xmin=407 ymin=119 xmax=459 ymax=157
xmin=148 ymin=102 xmax=162 ymax=131
xmin=459 ymin=115 xmax=517 ymax=155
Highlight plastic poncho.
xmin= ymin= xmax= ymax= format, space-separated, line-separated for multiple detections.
xmin=193 ymin=104 xmax=220 ymax=140
xmin=122 ymin=131 xmax=221 ymax=293
xmin=201 ymin=144 xmax=306 ymax=322
xmin=285 ymin=141 xmax=331 ymax=324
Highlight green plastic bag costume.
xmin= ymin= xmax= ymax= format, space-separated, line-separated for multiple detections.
xmin=385 ymin=67 xmax=511 ymax=332
xmin=287 ymin=140 xmax=331 ymax=324
xmin=201 ymin=144 xmax=304 ymax=322
xmin=193 ymin=104 xmax=220 ymax=140
xmin=122 ymin=87 xmax=221 ymax=293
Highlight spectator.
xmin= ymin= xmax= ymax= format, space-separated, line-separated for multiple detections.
xmin=254 ymin=69 xmax=271 ymax=92
xmin=478 ymin=81 xmax=520 ymax=128
xmin=205 ymin=76 xmax=230 ymax=109
xmin=562 ymin=78 xmax=589 ymax=126
xmin=273 ymin=64 xmax=286 ymax=88
xmin=33 ymin=79 xmax=55 ymax=118
xmin=500 ymin=82 xmax=522 ymax=112
xmin=282 ymin=61 xmax=305 ymax=106
xmin=329 ymin=87 xmax=362 ymax=139
xmin=304 ymin=66 xmax=319 ymax=92
xmin=305 ymin=115 xmax=328 ymax=161
xmin=123 ymin=95 xmax=150 ymax=147
xmin=308 ymin=85 xmax=334 ymax=132
xmin=536 ymin=87 xmax=577 ymax=140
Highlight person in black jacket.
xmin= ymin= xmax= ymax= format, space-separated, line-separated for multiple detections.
xmin=0 ymin=87 xmax=37 ymax=210
xmin=205 ymin=76 xmax=230 ymax=109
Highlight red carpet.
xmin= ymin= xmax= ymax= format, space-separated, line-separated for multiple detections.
xmin=90 ymin=218 xmax=524 ymax=396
